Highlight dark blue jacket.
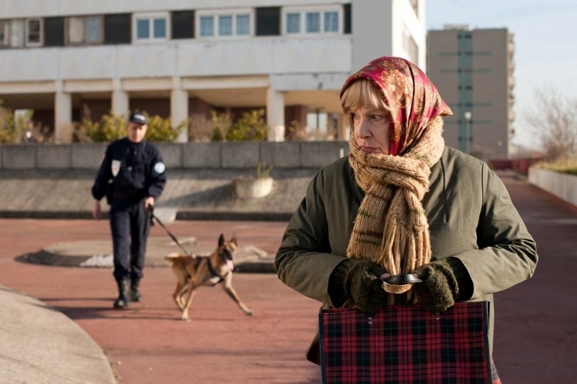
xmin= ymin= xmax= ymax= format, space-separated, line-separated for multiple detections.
xmin=91 ymin=138 xmax=166 ymax=204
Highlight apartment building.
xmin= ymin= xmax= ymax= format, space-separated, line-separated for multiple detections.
xmin=427 ymin=26 xmax=515 ymax=159
xmin=0 ymin=0 xmax=426 ymax=143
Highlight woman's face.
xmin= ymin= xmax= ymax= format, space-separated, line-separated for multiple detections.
xmin=351 ymin=106 xmax=391 ymax=155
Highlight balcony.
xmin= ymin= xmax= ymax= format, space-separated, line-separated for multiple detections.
xmin=0 ymin=36 xmax=353 ymax=83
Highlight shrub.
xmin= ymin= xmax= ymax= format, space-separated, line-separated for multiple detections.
xmin=188 ymin=114 xmax=214 ymax=142
xmin=75 ymin=111 xmax=186 ymax=142
xmin=145 ymin=113 xmax=187 ymax=142
xmin=285 ymin=120 xmax=307 ymax=141
xmin=75 ymin=112 xmax=126 ymax=142
xmin=0 ymin=107 xmax=35 ymax=144
xmin=256 ymin=162 xmax=273 ymax=178
xmin=535 ymin=158 xmax=577 ymax=176
xmin=226 ymin=109 xmax=268 ymax=142
xmin=210 ymin=110 xmax=232 ymax=142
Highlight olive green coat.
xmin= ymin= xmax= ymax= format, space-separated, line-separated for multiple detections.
xmin=275 ymin=147 xmax=538 ymax=358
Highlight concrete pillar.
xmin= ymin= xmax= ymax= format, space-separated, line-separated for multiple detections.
xmin=266 ymin=87 xmax=285 ymax=142
xmin=171 ymin=77 xmax=189 ymax=143
xmin=112 ymin=79 xmax=129 ymax=117
xmin=54 ymin=82 xmax=72 ymax=144
xmin=337 ymin=113 xmax=350 ymax=141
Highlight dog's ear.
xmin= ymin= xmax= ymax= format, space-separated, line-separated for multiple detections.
xmin=218 ymin=234 xmax=225 ymax=247
xmin=230 ymin=234 xmax=237 ymax=246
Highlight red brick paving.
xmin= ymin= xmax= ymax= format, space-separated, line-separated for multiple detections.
xmin=0 ymin=174 xmax=576 ymax=383
xmin=0 ymin=220 xmax=321 ymax=383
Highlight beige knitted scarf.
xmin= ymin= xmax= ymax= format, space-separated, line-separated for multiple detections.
xmin=347 ymin=117 xmax=446 ymax=297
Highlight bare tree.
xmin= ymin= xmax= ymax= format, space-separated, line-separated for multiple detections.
xmin=525 ymin=88 xmax=577 ymax=161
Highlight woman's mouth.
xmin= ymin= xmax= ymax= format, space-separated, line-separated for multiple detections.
xmin=361 ymin=146 xmax=378 ymax=153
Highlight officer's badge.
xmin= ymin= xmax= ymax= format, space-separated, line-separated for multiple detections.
xmin=154 ymin=162 xmax=166 ymax=174
xmin=111 ymin=160 xmax=121 ymax=177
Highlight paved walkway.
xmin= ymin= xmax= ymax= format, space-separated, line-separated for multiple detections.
xmin=0 ymin=172 xmax=576 ymax=383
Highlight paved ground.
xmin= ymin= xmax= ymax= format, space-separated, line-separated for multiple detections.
xmin=0 ymin=172 xmax=576 ymax=383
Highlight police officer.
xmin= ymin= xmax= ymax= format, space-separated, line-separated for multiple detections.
xmin=91 ymin=111 xmax=166 ymax=309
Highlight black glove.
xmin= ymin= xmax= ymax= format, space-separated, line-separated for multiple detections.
xmin=413 ymin=259 xmax=459 ymax=313
xmin=338 ymin=259 xmax=387 ymax=313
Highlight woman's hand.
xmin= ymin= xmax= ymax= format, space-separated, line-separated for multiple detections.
xmin=344 ymin=259 xmax=388 ymax=312
xmin=413 ymin=259 xmax=459 ymax=313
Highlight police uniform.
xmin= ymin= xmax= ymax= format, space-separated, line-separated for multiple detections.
xmin=91 ymin=112 xmax=166 ymax=307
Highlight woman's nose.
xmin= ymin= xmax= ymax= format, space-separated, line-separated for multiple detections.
xmin=357 ymin=117 xmax=372 ymax=138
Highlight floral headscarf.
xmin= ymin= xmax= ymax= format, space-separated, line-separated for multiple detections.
xmin=340 ymin=56 xmax=452 ymax=156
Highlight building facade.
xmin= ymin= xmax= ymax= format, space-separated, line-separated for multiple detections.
xmin=427 ymin=26 xmax=515 ymax=159
xmin=0 ymin=0 xmax=426 ymax=143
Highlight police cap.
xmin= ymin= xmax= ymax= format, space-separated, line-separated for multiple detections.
xmin=129 ymin=111 xmax=147 ymax=125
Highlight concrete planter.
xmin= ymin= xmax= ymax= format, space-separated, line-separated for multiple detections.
xmin=234 ymin=177 xmax=273 ymax=199
xmin=528 ymin=167 xmax=577 ymax=207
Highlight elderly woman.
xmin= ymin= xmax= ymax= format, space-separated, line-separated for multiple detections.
xmin=274 ymin=56 xmax=538 ymax=382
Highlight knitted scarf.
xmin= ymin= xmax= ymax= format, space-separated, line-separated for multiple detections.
xmin=342 ymin=57 xmax=452 ymax=300
xmin=347 ymin=117 xmax=445 ymax=296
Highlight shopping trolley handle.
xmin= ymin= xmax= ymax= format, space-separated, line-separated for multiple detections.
xmin=381 ymin=273 xmax=422 ymax=285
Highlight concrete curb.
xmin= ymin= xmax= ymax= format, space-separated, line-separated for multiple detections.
xmin=20 ymin=251 xmax=275 ymax=273
xmin=18 ymin=236 xmax=276 ymax=274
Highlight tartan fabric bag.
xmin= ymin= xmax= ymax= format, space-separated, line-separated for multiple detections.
xmin=319 ymin=301 xmax=492 ymax=384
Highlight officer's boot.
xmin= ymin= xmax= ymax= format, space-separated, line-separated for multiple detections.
xmin=113 ymin=279 xmax=131 ymax=309
xmin=130 ymin=278 xmax=143 ymax=302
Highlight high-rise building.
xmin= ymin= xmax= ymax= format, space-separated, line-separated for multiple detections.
xmin=427 ymin=26 xmax=515 ymax=159
xmin=0 ymin=0 xmax=426 ymax=143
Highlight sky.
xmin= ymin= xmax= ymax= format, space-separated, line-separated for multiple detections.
xmin=426 ymin=0 xmax=577 ymax=149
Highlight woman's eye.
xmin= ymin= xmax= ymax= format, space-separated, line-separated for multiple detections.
xmin=371 ymin=115 xmax=385 ymax=122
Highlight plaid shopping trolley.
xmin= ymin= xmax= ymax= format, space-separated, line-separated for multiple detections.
xmin=319 ymin=301 xmax=492 ymax=384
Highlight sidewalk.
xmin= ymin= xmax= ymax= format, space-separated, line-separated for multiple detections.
xmin=0 ymin=173 xmax=576 ymax=383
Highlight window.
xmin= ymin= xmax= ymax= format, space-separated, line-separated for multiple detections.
xmin=199 ymin=16 xmax=214 ymax=36
xmin=44 ymin=17 xmax=65 ymax=47
xmin=85 ymin=17 xmax=102 ymax=42
xmin=3 ymin=19 xmax=44 ymax=47
xmin=219 ymin=15 xmax=232 ymax=36
xmin=283 ymin=6 xmax=342 ymax=35
xmin=67 ymin=16 xmax=103 ymax=45
xmin=0 ymin=20 xmax=8 ymax=46
xmin=324 ymin=12 xmax=339 ymax=32
xmin=196 ymin=10 xmax=252 ymax=38
xmin=306 ymin=12 xmax=320 ymax=33
xmin=26 ymin=18 xmax=43 ymax=46
xmin=171 ymin=11 xmax=194 ymax=39
xmin=9 ymin=20 xmax=25 ymax=47
xmin=104 ymin=13 xmax=131 ymax=45
xmin=236 ymin=15 xmax=250 ymax=35
xmin=255 ymin=7 xmax=280 ymax=36
xmin=286 ymin=13 xmax=300 ymax=34
xmin=133 ymin=13 xmax=169 ymax=42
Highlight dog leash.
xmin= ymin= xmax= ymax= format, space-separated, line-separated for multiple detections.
xmin=148 ymin=207 xmax=193 ymax=256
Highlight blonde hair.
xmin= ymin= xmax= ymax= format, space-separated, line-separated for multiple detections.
xmin=341 ymin=79 xmax=393 ymax=127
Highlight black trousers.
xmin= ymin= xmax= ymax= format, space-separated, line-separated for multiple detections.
xmin=109 ymin=200 xmax=150 ymax=283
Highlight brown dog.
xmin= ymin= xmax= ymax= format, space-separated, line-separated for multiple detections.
xmin=165 ymin=234 xmax=254 ymax=321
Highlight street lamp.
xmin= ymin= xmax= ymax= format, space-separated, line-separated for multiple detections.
xmin=463 ymin=111 xmax=472 ymax=154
